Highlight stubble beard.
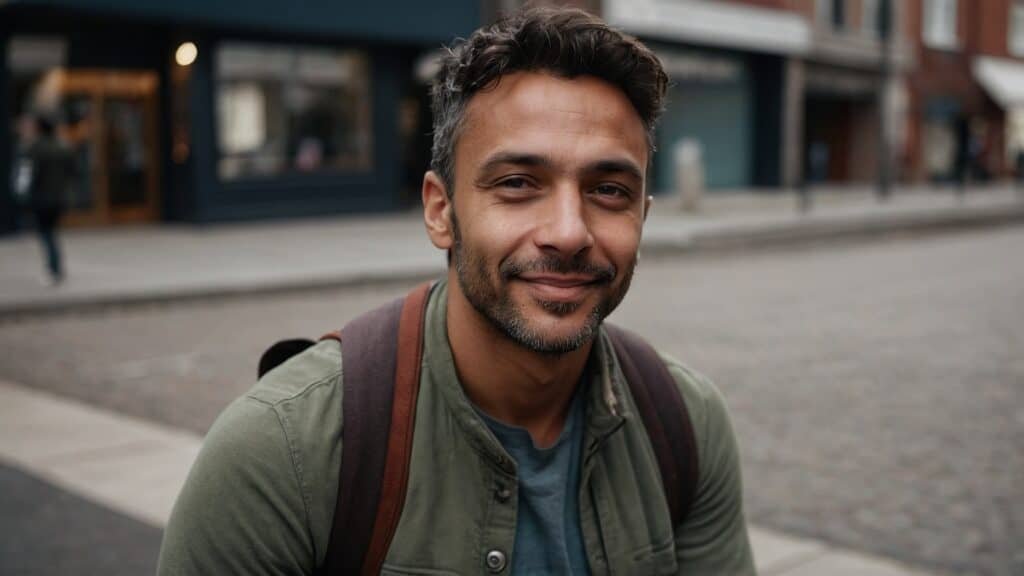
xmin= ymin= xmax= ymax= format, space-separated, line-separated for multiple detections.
xmin=450 ymin=210 xmax=635 ymax=356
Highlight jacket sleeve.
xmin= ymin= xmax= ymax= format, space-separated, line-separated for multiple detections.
xmin=157 ymin=396 xmax=316 ymax=575
xmin=666 ymin=362 xmax=755 ymax=575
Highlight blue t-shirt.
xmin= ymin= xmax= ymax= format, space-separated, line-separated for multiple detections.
xmin=477 ymin=389 xmax=589 ymax=575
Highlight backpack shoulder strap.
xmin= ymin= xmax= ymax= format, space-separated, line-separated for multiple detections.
xmin=604 ymin=324 xmax=699 ymax=527
xmin=320 ymin=281 xmax=432 ymax=575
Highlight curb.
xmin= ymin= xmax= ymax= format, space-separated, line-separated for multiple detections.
xmin=2 ymin=202 xmax=1022 ymax=318
xmin=643 ymin=202 xmax=1024 ymax=255
xmin=0 ymin=267 xmax=445 ymax=320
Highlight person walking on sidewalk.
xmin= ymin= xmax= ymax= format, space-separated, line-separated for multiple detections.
xmin=159 ymin=7 xmax=753 ymax=575
xmin=24 ymin=115 xmax=74 ymax=285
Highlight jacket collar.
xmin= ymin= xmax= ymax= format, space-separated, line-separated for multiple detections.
xmin=422 ymin=280 xmax=629 ymax=473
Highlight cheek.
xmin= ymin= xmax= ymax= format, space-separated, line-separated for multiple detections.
xmin=469 ymin=209 xmax=536 ymax=258
xmin=594 ymin=217 xmax=643 ymax=268
xmin=459 ymin=220 xmax=512 ymax=273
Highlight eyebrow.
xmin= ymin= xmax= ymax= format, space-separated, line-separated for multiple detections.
xmin=478 ymin=152 xmax=552 ymax=176
xmin=477 ymin=151 xmax=643 ymax=182
xmin=587 ymin=159 xmax=644 ymax=182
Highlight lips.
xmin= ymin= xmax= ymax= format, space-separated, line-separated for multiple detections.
xmin=516 ymin=273 xmax=603 ymax=302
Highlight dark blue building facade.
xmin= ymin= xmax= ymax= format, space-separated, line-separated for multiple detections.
xmin=1 ymin=0 xmax=480 ymax=231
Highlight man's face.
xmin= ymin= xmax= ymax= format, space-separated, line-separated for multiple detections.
xmin=443 ymin=72 xmax=649 ymax=355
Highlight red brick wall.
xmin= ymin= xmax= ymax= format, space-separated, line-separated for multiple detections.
xmin=976 ymin=0 xmax=1012 ymax=58
xmin=904 ymin=0 xmax=1011 ymax=180
xmin=727 ymin=0 xmax=795 ymax=10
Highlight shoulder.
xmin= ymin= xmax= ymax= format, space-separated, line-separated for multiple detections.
xmin=248 ymin=338 xmax=343 ymax=406
xmin=225 ymin=337 xmax=345 ymax=467
xmin=655 ymin=352 xmax=737 ymax=468
xmin=159 ymin=339 xmax=345 ymax=573
xmin=214 ymin=337 xmax=345 ymax=481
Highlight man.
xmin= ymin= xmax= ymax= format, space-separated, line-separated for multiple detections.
xmin=25 ymin=115 xmax=74 ymax=285
xmin=159 ymin=7 xmax=753 ymax=575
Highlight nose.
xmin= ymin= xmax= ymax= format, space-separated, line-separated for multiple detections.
xmin=534 ymin=185 xmax=594 ymax=257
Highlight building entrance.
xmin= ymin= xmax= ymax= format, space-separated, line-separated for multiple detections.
xmin=53 ymin=70 xmax=160 ymax=226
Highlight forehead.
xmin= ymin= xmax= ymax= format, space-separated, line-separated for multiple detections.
xmin=456 ymin=72 xmax=648 ymax=172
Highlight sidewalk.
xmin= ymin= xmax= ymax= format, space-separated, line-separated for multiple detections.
xmin=0 ymin=378 xmax=937 ymax=575
xmin=1 ymin=184 xmax=1021 ymax=316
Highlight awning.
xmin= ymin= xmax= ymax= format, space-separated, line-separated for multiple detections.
xmin=973 ymin=56 xmax=1024 ymax=109
xmin=604 ymin=0 xmax=811 ymax=57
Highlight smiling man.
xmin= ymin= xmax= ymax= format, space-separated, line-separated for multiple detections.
xmin=159 ymin=7 xmax=754 ymax=576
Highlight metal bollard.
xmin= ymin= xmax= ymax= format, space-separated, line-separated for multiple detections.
xmin=675 ymin=139 xmax=704 ymax=213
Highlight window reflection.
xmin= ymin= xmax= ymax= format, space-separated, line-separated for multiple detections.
xmin=215 ymin=43 xmax=372 ymax=180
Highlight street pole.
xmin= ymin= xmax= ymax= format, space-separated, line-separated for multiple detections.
xmin=877 ymin=0 xmax=893 ymax=201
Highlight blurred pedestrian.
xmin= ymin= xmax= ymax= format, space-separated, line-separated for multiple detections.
xmin=24 ymin=115 xmax=75 ymax=285
xmin=954 ymin=115 xmax=970 ymax=199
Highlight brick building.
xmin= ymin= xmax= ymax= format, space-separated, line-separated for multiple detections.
xmin=904 ymin=0 xmax=1024 ymax=183
xmin=600 ymin=0 xmax=914 ymax=190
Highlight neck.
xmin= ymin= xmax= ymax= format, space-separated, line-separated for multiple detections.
xmin=445 ymin=272 xmax=592 ymax=448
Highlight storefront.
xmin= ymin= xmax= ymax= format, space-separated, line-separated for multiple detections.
xmin=803 ymin=63 xmax=884 ymax=184
xmin=652 ymin=47 xmax=754 ymax=192
xmin=973 ymin=56 xmax=1024 ymax=179
xmin=1 ymin=0 xmax=478 ymax=232
xmin=603 ymin=0 xmax=810 ymax=194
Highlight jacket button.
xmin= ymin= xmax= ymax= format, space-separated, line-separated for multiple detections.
xmin=495 ymin=484 xmax=512 ymax=503
xmin=485 ymin=549 xmax=507 ymax=572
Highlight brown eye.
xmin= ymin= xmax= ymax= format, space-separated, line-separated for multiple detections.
xmin=593 ymin=184 xmax=628 ymax=198
xmin=498 ymin=177 xmax=531 ymax=189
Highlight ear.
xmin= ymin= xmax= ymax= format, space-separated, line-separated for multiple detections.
xmin=643 ymin=194 xmax=653 ymax=223
xmin=423 ymin=170 xmax=454 ymax=250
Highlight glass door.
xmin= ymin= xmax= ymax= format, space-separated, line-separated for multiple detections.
xmin=56 ymin=70 xmax=160 ymax=226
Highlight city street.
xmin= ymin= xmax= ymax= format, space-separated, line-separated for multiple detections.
xmin=1 ymin=225 xmax=1022 ymax=575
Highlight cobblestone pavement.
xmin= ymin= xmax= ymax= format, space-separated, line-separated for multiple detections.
xmin=0 ymin=227 xmax=1022 ymax=575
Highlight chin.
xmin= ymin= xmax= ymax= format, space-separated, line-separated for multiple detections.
xmin=506 ymin=301 xmax=605 ymax=356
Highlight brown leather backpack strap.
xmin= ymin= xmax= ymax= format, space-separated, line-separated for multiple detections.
xmin=319 ymin=282 xmax=432 ymax=575
xmin=360 ymin=281 xmax=431 ymax=575
xmin=605 ymin=324 xmax=699 ymax=527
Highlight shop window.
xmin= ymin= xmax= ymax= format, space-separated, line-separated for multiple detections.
xmin=814 ymin=0 xmax=847 ymax=30
xmin=815 ymin=0 xmax=832 ymax=28
xmin=831 ymin=0 xmax=846 ymax=29
xmin=1010 ymin=1 xmax=1024 ymax=57
xmin=215 ymin=43 xmax=372 ymax=180
xmin=923 ymin=0 xmax=958 ymax=50
xmin=862 ymin=0 xmax=880 ymax=37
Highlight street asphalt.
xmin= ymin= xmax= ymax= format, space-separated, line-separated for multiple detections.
xmin=0 ymin=463 xmax=162 ymax=576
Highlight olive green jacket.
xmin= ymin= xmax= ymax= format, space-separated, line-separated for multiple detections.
xmin=158 ymin=282 xmax=754 ymax=575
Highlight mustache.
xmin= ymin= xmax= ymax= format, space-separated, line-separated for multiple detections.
xmin=500 ymin=255 xmax=616 ymax=283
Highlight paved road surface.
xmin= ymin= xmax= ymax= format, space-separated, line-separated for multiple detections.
xmin=1 ymin=226 xmax=1022 ymax=575
xmin=0 ymin=463 xmax=162 ymax=576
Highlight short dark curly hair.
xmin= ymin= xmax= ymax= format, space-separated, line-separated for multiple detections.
xmin=430 ymin=6 xmax=669 ymax=196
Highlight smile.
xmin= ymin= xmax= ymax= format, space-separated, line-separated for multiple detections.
xmin=516 ymin=273 xmax=603 ymax=302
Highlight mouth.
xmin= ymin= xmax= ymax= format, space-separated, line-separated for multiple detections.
xmin=515 ymin=273 xmax=605 ymax=302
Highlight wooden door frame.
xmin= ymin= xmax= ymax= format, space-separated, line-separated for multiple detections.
xmin=55 ymin=69 xmax=161 ymax=227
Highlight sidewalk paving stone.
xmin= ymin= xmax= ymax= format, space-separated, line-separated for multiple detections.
xmin=1 ymin=185 xmax=1021 ymax=316
xmin=0 ymin=380 xmax=199 ymax=526
xmin=776 ymin=548 xmax=937 ymax=576
xmin=748 ymin=528 xmax=826 ymax=575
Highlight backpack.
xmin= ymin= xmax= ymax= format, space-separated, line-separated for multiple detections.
xmin=258 ymin=282 xmax=699 ymax=575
